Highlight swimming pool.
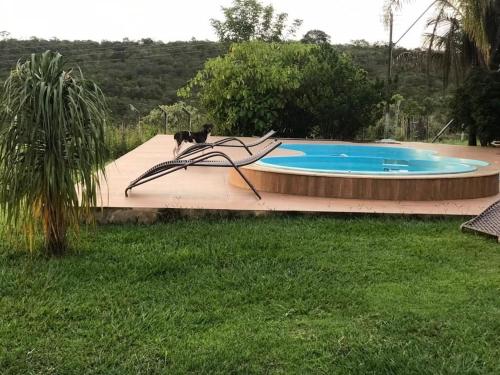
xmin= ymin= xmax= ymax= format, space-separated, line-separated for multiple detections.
xmin=257 ymin=144 xmax=489 ymax=175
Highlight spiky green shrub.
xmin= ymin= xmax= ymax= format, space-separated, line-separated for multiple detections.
xmin=0 ymin=51 xmax=108 ymax=255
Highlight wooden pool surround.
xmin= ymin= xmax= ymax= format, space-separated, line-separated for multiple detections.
xmin=229 ymin=164 xmax=499 ymax=201
xmin=95 ymin=136 xmax=500 ymax=215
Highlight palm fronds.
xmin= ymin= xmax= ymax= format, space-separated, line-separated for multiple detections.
xmin=392 ymin=0 xmax=498 ymax=70
xmin=0 ymin=51 xmax=108 ymax=255
xmin=460 ymin=0 xmax=496 ymax=63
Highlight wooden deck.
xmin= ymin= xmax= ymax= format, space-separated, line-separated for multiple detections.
xmin=97 ymin=135 xmax=500 ymax=216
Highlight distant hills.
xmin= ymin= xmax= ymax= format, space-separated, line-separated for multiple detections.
xmin=0 ymin=39 xmax=444 ymax=123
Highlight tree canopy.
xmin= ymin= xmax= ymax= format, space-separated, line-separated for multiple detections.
xmin=210 ymin=0 xmax=302 ymax=42
xmin=0 ymin=39 xmax=225 ymax=123
xmin=386 ymin=0 xmax=500 ymax=71
xmin=0 ymin=38 xmax=449 ymax=137
xmin=180 ymin=42 xmax=382 ymax=139
xmin=142 ymin=102 xmax=207 ymax=134
xmin=301 ymin=30 xmax=331 ymax=44
xmin=451 ymin=68 xmax=500 ymax=146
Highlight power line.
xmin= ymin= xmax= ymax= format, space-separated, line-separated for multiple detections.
xmin=394 ymin=1 xmax=438 ymax=46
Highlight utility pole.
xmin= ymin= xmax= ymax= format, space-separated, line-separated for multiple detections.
xmin=158 ymin=106 xmax=168 ymax=134
xmin=382 ymin=1 xmax=437 ymax=139
xmin=385 ymin=10 xmax=394 ymax=139
xmin=387 ymin=11 xmax=394 ymax=86
xmin=181 ymin=107 xmax=192 ymax=132
xmin=129 ymin=104 xmax=142 ymax=140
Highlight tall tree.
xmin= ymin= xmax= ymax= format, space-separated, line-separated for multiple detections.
xmin=301 ymin=30 xmax=331 ymax=44
xmin=396 ymin=10 xmax=471 ymax=91
xmin=386 ymin=0 xmax=499 ymax=145
xmin=0 ymin=51 xmax=108 ymax=255
xmin=386 ymin=0 xmax=500 ymax=70
xmin=451 ymin=68 xmax=500 ymax=145
xmin=180 ymin=42 xmax=382 ymax=139
xmin=210 ymin=0 xmax=302 ymax=42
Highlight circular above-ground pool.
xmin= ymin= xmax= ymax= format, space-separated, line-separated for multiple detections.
xmin=229 ymin=143 xmax=499 ymax=201
xmin=257 ymin=144 xmax=489 ymax=175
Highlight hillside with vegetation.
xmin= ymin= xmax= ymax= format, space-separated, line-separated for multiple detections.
xmin=0 ymin=39 xmax=226 ymax=122
xmin=0 ymin=38 xmax=445 ymax=124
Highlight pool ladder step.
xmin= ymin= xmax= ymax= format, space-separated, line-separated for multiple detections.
xmin=383 ymin=159 xmax=409 ymax=166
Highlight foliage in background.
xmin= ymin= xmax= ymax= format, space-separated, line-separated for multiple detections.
xmin=0 ymin=51 xmax=108 ymax=255
xmin=0 ymin=38 xmax=469 ymax=150
xmin=180 ymin=42 xmax=382 ymax=139
xmin=297 ymin=44 xmax=384 ymax=139
xmin=0 ymin=39 xmax=449 ymax=131
xmin=105 ymin=123 xmax=155 ymax=160
xmin=301 ymin=29 xmax=331 ymax=44
xmin=451 ymin=68 xmax=500 ymax=146
xmin=142 ymin=102 xmax=207 ymax=134
xmin=384 ymin=0 xmax=500 ymax=145
xmin=387 ymin=0 xmax=500 ymax=72
xmin=210 ymin=0 xmax=302 ymax=42
xmin=105 ymin=102 xmax=208 ymax=160
xmin=367 ymin=94 xmax=452 ymax=141
xmin=180 ymin=42 xmax=305 ymax=136
xmin=0 ymin=40 xmax=225 ymax=123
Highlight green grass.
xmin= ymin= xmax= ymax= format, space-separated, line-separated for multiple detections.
xmin=436 ymin=137 xmax=469 ymax=146
xmin=1 ymin=217 xmax=499 ymax=374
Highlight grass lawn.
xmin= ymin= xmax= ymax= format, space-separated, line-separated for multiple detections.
xmin=0 ymin=217 xmax=499 ymax=374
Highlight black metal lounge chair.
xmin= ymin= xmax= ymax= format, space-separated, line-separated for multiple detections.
xmin=125 ymin=141 xmax=282 ymax=199
xmin=461 ymin=200 xmax=500 ymax=242
xmin=176 ymin=130 xmax=277 ymax=159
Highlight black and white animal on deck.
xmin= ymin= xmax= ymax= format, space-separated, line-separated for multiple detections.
xmin=173 ymin=123 xmax=214 ymax=157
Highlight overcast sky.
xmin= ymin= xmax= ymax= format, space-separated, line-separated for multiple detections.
xmin=1 ymin=0 xmax=434 ymax=48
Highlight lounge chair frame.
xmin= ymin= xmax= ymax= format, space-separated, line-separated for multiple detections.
xmin=176 ymin=130 xmax=277 ymax=159
xmin=125 ymin=141 xmax=282 ymax=199
xmin=461 ymin=200 xmax=500 ymax=241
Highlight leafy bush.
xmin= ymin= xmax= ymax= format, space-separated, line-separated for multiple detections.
xmin=180 ymin=42 xmax=383 ymax=139
xmin=0 ymin=39 xmax=450 ymax=128
xmin=297 ymin=44 xmax=383 ymax=139
xmin=0 ymin=40 xmax=225 ymax=123
xmin=180 ymin=42 xmax=307 ymax=136
xmin=451 ymin=68 xmax=500 ymax=146
xmin=141 ymin=102 xmax=208 ymax=135
xmin=210 ymin=0 xmax=302 ymax=42
xmin=105 ymin=102 xmax=209 ymax=160
xmin=106 ymin=124 xmax=153 ymax=160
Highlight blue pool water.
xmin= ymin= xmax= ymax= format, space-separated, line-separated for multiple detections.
xmin=257 ymin=144 xmax=488 ymax=175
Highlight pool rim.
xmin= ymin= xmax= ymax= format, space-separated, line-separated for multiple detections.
xmin=255 ymin=143 xmax=490 ymax=177
xmin=228 ymin=141 xmax=499 ymax=201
